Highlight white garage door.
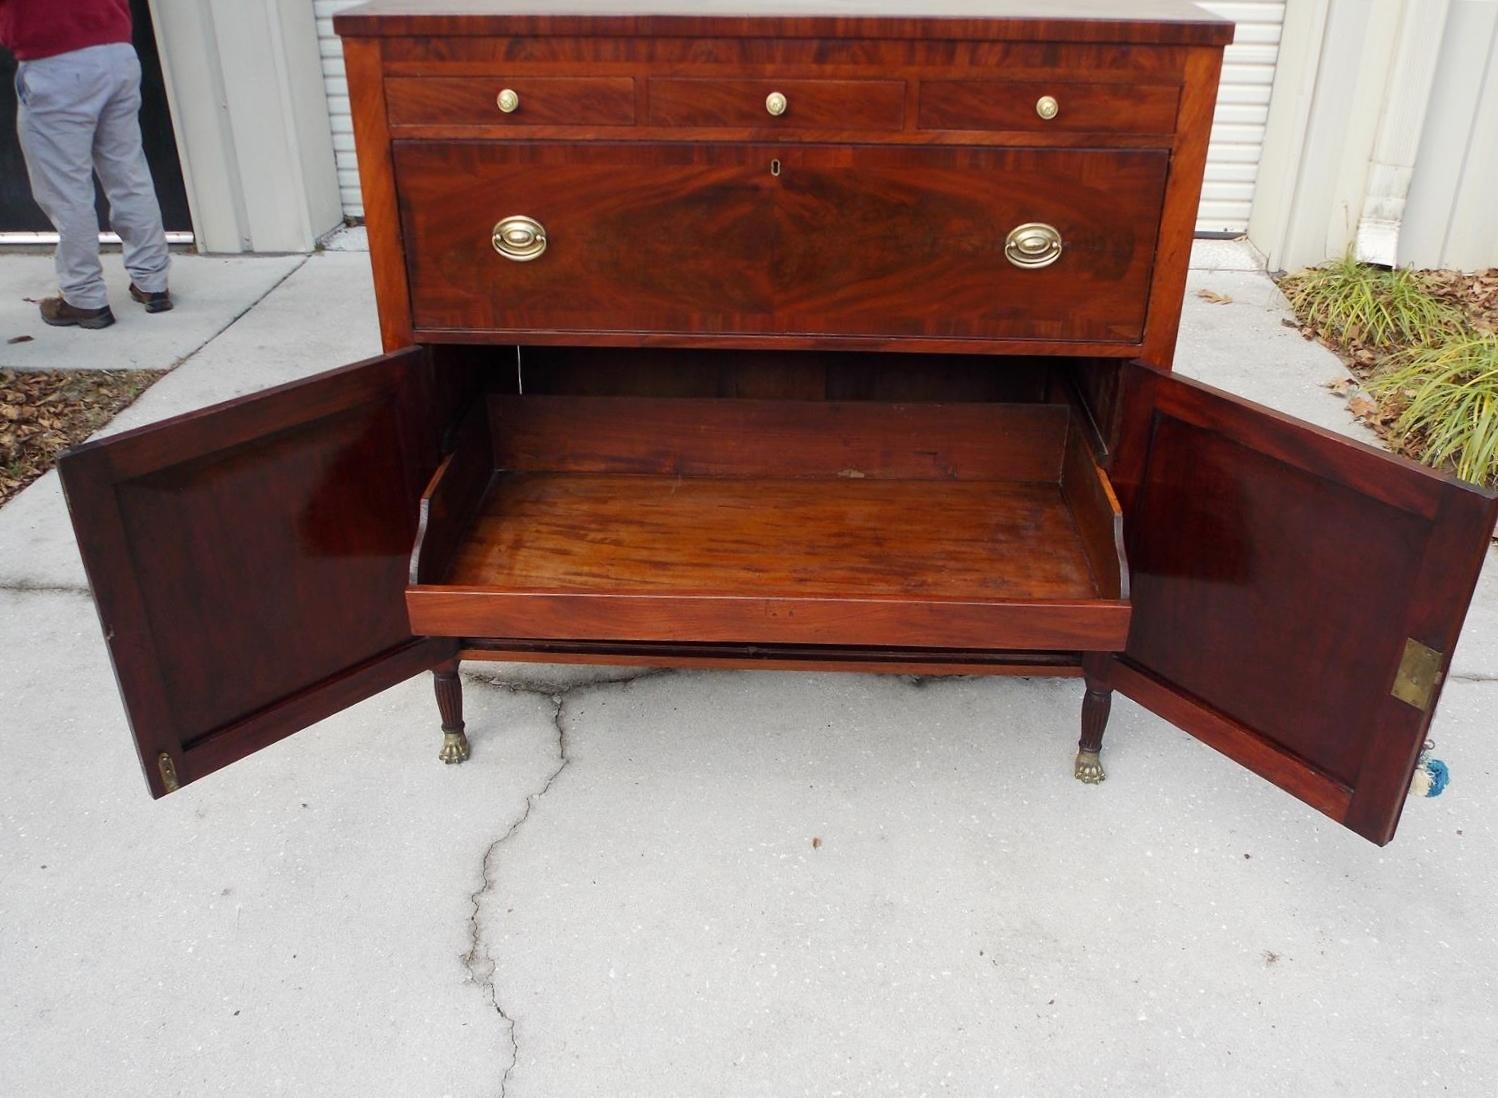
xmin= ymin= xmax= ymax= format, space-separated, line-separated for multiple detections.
xmin=316 ymin=0 xmax=1283 ymax=233
xmin=1198 ymin=1 xmax=1285 ymax=234
xmin=315 ymin=0 xmax=367 ymax=218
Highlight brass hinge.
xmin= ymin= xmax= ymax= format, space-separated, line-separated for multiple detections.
xmin=157 ymin=752 xmax=180 ymax=793
xmin=1391 ymin=638 xmax=1444 ymax=713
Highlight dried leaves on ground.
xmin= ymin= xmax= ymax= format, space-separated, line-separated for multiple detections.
xmin=1420 ymin=268 xmax=1498 ymax=335
xmin=0 ymin=369 xmax=162 ymax=505
xmin=1280 ymin=260 xmax=1498 ymax=486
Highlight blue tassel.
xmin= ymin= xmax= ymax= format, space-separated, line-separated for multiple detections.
xmin=1424 ymin=758 xmax=1449 ymax=797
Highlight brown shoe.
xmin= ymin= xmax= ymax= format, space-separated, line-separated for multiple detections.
xmin=38 ymin=296 xmax=115 ymax=329
xmin=129 ymin=283 xmax=173 ymax=313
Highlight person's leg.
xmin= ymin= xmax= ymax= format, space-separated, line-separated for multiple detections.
xmin=15 ymin=52 xmax=110 ymax=311
xmin=91 ymin=44 xmax=170 ymax=299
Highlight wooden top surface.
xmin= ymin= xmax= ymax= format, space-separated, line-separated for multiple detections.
xmin=333 ymin=0 xmax=1234 ymax=45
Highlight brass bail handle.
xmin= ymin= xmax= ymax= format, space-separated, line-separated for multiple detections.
xmin=1005 ymin=222 xmax=1063 ymax=269
xmin=492 ymin=215 xmax=547 ymax=261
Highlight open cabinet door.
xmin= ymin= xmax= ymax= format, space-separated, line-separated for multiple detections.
xmin=1110 ymin=361 xmax=1498 ymax=844
xmin=59 ymin=349 xmax=458 ymax=798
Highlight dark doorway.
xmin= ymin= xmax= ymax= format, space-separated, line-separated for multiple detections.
xmin=0 ymin=0 xmax=192 ymax=233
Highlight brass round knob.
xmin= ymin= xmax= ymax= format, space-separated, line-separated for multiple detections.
xmin=1035 ymin=95 xmax=1059 ymax=121
xmin=492 ymin=215 xmax=547 ymax=261
xmin=497 ymin=88 xmax=520 ymax=113
xmin=765 ymin=91 xmax=788 ymax=117
xmin=1005 ymin=223 xmax=1063 ymax=269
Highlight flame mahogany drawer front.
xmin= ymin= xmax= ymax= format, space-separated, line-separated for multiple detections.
xmin=917 ymin=80 xmax=1180 ymax=135
xmin=645 ymin=78 xmax=907 ymax=130
xmin=385 ymin=75 xmax=637 ymax=126
xmin=395 ymin=141 xmax=1170 ymax=342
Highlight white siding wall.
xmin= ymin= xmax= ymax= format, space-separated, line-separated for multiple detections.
xmin=314 ymin=1 xmax=1285 ymax=233
xmin=1249 ymin=0 xmax=1498 ymax=273
xmin=1398 ymin=1 xmax=1498 ymax=270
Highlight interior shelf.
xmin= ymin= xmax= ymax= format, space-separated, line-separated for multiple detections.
xmin=405 ymin=392 xmax=1131 ymax=651
xmin=447 ymin=473 xmax=1103 ymax=601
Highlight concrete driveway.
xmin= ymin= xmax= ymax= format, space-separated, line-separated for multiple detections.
xmin=2 ymin=241 xmax=1495 ymax=1097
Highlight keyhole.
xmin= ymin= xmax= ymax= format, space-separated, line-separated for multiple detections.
xmin=770 ymin=158 xmax=782 ymax=177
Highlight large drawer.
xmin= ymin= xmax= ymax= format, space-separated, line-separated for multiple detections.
xmin=394 ymin=141 xmax=1169 ymax=346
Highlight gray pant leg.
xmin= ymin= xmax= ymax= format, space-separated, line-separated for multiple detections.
xmin=15 ymin=53 xmax=108 ymax=309
xmin=92 ymin=44 xmax=169 ymax=294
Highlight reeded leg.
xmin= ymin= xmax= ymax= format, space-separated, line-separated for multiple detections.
xmin=434 ymin=658 xmax=470 ymax=764
xmin=1074 ymin=652 xmax=1112 ymax=784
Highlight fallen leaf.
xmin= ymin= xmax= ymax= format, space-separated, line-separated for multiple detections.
xmin=811 ymin=837 xmax=822 ymax=849
xmin=1347 ymin=395 xmax=1378 ymax=419
xmin=0 ymin=367 xmax=163 ymax=504
xmin=7 ymin=335 xmax=33 ymax=345
xmin=1196 ymin=289 xmax=1233 ymax=305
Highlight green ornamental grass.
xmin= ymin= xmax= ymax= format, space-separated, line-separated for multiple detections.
xmin=1366 ymin=335 xmax=1498 ymax=486
xmin=1281 ymin=253 xmax=1464 ymax=350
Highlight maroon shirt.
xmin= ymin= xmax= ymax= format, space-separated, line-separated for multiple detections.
xmin=0 ymin=0 xmax=131 ymax=61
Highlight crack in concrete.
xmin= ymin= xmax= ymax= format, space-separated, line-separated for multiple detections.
xmin=0 ymin=579 xmax=90 ymax=595
xmin=1449 ymin=671 xmax=1498 ymax=683
xmin=460 ymin=667 xmax=674 ymax=1098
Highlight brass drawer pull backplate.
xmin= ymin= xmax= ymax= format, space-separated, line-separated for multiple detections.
xmin=492 ymin=215 xmax=547 ymax=261
xmin=1005 ymin=222 xmax=1063 ymax=269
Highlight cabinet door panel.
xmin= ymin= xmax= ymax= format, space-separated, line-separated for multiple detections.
xmin=59 ymin=349 xmax=455 ymax=797
xmin=1111 ymin=362 xmax=1498 ymax=844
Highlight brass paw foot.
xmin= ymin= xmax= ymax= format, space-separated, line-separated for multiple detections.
xmin=1074 ymin=749 xmax=1105 ymax=784
xmin=440 ymin=730 xmax=471 ymax=764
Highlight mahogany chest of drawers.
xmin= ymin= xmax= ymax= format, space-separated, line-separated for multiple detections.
xmin=59 ymin=2 xmax=1498 ymax=845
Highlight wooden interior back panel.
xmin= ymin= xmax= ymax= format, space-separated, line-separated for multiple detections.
xmin=488 ymin=394 xmax=1070 ymax=481
xmin=516 ymin=346 xmax=1054 ymax=402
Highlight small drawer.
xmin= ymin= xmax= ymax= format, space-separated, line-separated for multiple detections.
xmin=647 ymin=78 xmax=905 ymax=130
xmin=918 ymin=80 xmax=1179 ymax=134
xmin=385 ymin=76 xmax=636 ymax=127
